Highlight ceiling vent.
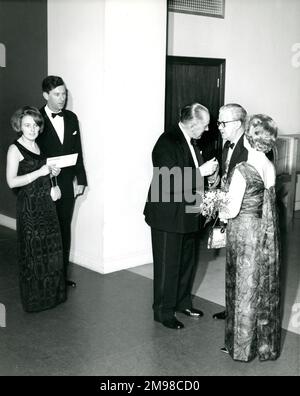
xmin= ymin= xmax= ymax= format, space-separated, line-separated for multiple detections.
xmin=168 ymin=0 xmax=225 ymax=19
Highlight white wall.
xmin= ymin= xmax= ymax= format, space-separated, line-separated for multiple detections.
xmin=48 ymin=0 xmax=167 ymax=273
xmin=168 ymin=0 xmax=300 ymax=135
xmin=102 ymin=0 xmax=167 ymax=272
xmin=48 ymin=0 xmax=105 ymax=272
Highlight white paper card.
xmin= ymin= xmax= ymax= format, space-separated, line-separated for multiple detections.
xmin=47 ymin=153 xmax=78 ymax=168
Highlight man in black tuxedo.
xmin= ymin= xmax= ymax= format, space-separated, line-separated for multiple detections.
xmin=212 ymin=103 xmax=248 ymax=320
xmin=37 ymin=76 xmax=87 ymax=288
xmin=144 ymin=103 xmax=219 ymax=329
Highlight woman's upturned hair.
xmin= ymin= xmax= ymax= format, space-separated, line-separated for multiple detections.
xmin=245 ymin=114 xmax=277 ymax=153
xmin=11 ymin=106 xmax=44 ymax=135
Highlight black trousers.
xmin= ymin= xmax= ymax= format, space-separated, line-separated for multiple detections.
xmin=151 ymin=228 xmax=198 ymax=321
xmin=55 ymin=197 xmax=75 ymax=279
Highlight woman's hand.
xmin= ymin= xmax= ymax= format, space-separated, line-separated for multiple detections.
xmin=39 ymin=165 xmax=51 ymax=176
xmin=219 ymin=218 xmax=228 ymax=224
xmin=50 ymin=166 xmax=61 ymax=177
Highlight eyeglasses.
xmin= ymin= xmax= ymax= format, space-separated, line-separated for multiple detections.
xmin=217 ymin=120 xmax=240 ymax=128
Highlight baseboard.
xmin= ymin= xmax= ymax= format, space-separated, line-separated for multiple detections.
xmin=0 ymin=214 xmax=16 ymax=230
xmin=71 ymin=250 xmax=153 ymax=274
xmin=0 ymin=214 xmax=152 ymax=275
xmin=102 ymin=251 xmax=153 ymax=274
xmin=295 ymin=202 xmax=300 ymax=211
xmin=70 ymin=250 xmax=104 ymax=274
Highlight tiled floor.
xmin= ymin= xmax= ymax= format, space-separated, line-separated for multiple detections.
xmin=0 ymin=223 xmax=299 ymax=376
xmin=131 ymin=213 xmax=300 ymax=335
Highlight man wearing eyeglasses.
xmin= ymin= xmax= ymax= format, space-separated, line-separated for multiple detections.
xmin=213 ymin=103 xmax=248 ymax=320
xmin=217 ymin=104 xmax=248 ymax=189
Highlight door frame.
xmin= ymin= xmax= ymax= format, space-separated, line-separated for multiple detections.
xmin=165 ymin=55 xmax=226 ymax=125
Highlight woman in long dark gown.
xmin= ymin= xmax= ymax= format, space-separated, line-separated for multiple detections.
xmin=220 ymin=114 xmax=281 ymax=362
xmin=6 ymin=106 xmax=66 ymax=312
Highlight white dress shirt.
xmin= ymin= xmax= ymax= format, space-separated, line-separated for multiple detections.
xmin=221 ymin=133 xmax=246 ymax=218
xmin=224 ymin=132 xmax=244 ymax=170
xmin=45 ymin=105 xmax=65 ymax=144
xmin=179 ymin=123 xmax=200 ymax=168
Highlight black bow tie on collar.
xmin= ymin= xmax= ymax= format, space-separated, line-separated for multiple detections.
xmin=224 ymin=140 xmax=235 ymax=149
xmin=51 ymin=111 xmax=64 ymax=118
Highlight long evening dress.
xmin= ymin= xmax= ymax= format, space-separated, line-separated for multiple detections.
xmin=225 ymin=162 xmax=281 ymax=362
xmin=14 ymin=141 xmax=66 ymax=312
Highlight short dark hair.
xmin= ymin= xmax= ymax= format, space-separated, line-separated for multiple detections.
xmin=11 ymin=106 xmax=44 ymax=135
xmin=180 ymin=103 xmax=209 ymax=124
xmin=245 ymin=114 xmax=278 ymax=153
xmin=42 ymin=75 xmax=65 ymax=93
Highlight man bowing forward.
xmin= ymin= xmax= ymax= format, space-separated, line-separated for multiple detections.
xmin=144 ymin=103 xmax=219 ymax=329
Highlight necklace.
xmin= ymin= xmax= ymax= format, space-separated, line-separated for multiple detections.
xmin=19 ymin=136 xmax=40 ymax=155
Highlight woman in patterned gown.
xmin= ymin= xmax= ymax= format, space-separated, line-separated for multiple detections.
xmin=6 ymin=106 xmax=66 ymax=312
xmin=219 ymin=114 xmax=280 ymax=362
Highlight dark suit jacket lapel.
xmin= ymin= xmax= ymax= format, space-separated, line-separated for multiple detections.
xmin=172 ymin=126 xmax=204 ymax=195
xmin=41 ymin=107 xmax=64 ymax=149
xmin=172 ymin=126 xmax=196 ymax=169
xmin=62 ymin=111 xmax=73 ymax=151
xmin=228 ymin=134 xmax=247 ymax=174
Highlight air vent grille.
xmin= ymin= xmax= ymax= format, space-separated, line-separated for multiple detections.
xmin=168 ymin=0 xmax=225 ymax=19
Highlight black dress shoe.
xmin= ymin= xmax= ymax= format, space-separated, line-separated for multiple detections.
xmin=66 ymin=280 xmax=76 ymax=288
xmin=212 ymin=310 xmax=227 ymax=320
xmin=180 ymin=308 xmax=204 ymax=318
xmin=161 ymin=318 xmax=184 ymax=330
xmin=220 ymin=347 xmax=229 ymax=355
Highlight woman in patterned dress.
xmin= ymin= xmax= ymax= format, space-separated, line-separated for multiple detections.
xmin=6 ymin=106 xmax=66 ymax=312
xmin=220 ymin=114 xmax=280 ymax=362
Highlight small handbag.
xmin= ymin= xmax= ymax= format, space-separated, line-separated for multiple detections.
xmin=207 ymin=217 xmax=227 ymax=249
xmin=50 ymin=176 xmax=61 ymax=201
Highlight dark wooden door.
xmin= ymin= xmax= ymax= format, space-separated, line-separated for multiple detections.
xmin=165 ymin=56 xmax=225 ymax=162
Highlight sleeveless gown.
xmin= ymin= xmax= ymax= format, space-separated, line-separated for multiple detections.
xmin=225 ymin=162 xmax=281 ymax=362
xmin=14 ymin=141 xmax=66 ymax=312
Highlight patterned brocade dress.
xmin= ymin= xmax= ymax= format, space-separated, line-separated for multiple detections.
xmin=14 ymin=141 xmax=66 ymax=312
xmin=225 ymin=162 xmax=281 ymax=362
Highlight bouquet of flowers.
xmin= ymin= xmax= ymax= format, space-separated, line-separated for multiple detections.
xmin=196 ymin=189 xmax=229 ymax=249
xmin=198 ymin=189 xmax=228 ymax=225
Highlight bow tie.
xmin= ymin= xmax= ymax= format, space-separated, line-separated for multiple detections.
xmin=224 ymin=140 xmax=235 ymax=149
xmin=52 ymin=111 xmax=64 ymax=118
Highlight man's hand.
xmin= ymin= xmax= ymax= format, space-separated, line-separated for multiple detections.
xmin=75 ymin=185 xmax=85 ymax=197
xmin=207 ymin=165 xmax=220 ymax=189
xmin=199 ymin=158 xmax=219 ymax=177
xmin=208 ymin=174 xmax=220 ymax=189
